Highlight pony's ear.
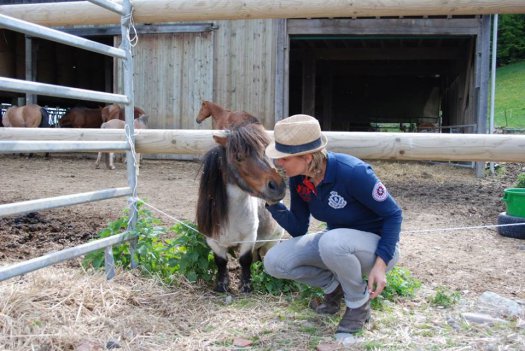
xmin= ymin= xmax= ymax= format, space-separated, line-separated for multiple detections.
xmin=212 ymin=130 xmax=230 ymax=146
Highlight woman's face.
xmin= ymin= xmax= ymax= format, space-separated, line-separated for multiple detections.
xmin=274 ymin=154 xmax=311 ymax=177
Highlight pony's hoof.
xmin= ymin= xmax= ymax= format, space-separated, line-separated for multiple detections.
xmin=214 ymin=283 xmax=229 ymax=293
xmin=109 ymin=166 xmax=116 ymax=170
xmin=95 ymin=164 xmax=100 ymax=169
xmin=240 ymin=283 xmax=252 ymax=293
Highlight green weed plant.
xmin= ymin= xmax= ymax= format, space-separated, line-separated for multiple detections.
xmin=429 ymin=286 xmax=461 ymax=308
xmin=370 ymin=266 xmax=421 ymax=310
xmin=82 ymin=202 xmax=215 ymax=285
xmin=83 ymin=205 xmax=420 ymax=308
xmin=514 ymin=173 xmax=525 ymax=188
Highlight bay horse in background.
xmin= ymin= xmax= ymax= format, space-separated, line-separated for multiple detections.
xmin=95 ymin=115 xmax=149 ymax=171
xmin=196 ymin=121 xmax=286 ymax=293
xmin=2 ymin=104 xmax=50 ymax=128
xmin=195 ymin=100 xmax=259 ymax=129
xmin=417 ymin=122 xmax=438 ymax=132
xmin=101 ymin=104 xmax=146 ymax=123
xmin=59 ymin=107 xmax=103 ymax=128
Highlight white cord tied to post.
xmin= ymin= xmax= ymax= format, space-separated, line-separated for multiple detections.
xmin=122 ymin=3 xmax=138 ymax=47
xmin=137 ymin=199 xmax=525 ymax=245
xmin=124 ymin=123 xmax=140 ymax=229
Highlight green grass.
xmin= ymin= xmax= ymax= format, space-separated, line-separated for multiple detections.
xmin=492 ymin=60 xmax=525 ymax=128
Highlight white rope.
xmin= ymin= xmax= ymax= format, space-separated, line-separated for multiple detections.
xmin=138 ymin=198 xmax=202 ymax=235
xmin=402 ymin=222 xmax=525 ymax=234
xmin=124 ymin=4 xmax=138 ymax=47
xmin=135 ymin=198 xmax=525 ymax=245
xmin=124 ymin=124 xmax=139 ymax=228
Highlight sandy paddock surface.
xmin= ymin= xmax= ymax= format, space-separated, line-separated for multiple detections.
xmin=0 ymin=154 xmax=524 ymax=350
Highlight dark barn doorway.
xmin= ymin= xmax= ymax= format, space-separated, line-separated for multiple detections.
xmin=0 ymin=28 xmax=113 ymax=109
xmin=288 ymin=35 xmax=476 ymax=132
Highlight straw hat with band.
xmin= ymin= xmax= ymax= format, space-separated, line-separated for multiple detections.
xmin=265 ymin=114 xmax=328 ymax=159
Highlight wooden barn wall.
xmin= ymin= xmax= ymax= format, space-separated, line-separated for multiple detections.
xmin=116 ymin=31 xmax=213 ymax=130
xmin=212 ymin=19 xmax=280 ymax=129
xmin=116 ymin=19 xmax=280 ymax=131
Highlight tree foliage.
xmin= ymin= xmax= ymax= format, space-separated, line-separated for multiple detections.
xmin=497 ymin=14 xmax=525 ymax=66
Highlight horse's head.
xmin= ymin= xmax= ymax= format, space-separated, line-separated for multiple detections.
xmin=196 ymin=101 xmax=212 ymax=124
xmin=213 ymin=123 xmax=286 ymax=204
xmin=134 ymin=115 xmax=149 ymax=129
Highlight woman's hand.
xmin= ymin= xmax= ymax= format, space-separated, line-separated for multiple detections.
xmin=368 ymin=257 xmax=387 ymax=299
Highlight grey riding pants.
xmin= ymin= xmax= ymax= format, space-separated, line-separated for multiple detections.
xmin=263 ymin=228 xmax=400 ymax=308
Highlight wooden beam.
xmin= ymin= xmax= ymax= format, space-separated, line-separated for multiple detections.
xmin=287 ymin=18 xmax=482 ymax=36
xmin=0 ymin=128 xmax=524 ymax=163
xmin=1 ymin=1 xmax=524 ymax=27
xmin=316 ymin=61 xmax=452 ymax=77
xmin=56 ymin=23 xmax=217 ymax=37
xmin=293 ymin=47 xmax=463 ymax=61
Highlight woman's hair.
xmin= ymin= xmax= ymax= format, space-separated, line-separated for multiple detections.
xmin=305 ymin=148 xmax=328 ymax=175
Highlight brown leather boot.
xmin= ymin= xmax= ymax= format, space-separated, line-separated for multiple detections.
xmin=336 ymin=300 xmax=371 ymax=334
xmin=309 ymin=285 xmax=344 ymax=315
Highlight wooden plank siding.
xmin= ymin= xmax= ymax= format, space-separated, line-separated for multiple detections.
xmin=213 ymin=19 xmax=281 ymax=129
xmin=116 ymin=19 xmax=281 ymax=132
xmin=116 ymin=31 xmax=214 ymax=130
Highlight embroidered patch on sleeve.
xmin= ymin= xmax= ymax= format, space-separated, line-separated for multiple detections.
xmin=372 ymin=182 xmax=388 ymax=202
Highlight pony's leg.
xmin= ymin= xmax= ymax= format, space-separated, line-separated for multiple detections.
xmin=104 ymin=153 xmax=116 ymax=170
xmin=108 ymin=153 xmax=116 ymax=170
xmin=95 ymin=152 xmax=102 ymax=168
xmin=239 ymin=250 xmax=253 ymax=293
xmin=207 ymin=238 xmax=230 ymax=292
xmin=214 ymin=253 xmax=230 ymax=292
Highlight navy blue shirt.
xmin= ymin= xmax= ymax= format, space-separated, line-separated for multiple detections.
xmin=267 ymin=152 xmax=402 ymax=264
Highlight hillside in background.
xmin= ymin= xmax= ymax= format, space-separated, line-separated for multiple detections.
xmin=492 ymin=60 xmax=525 ymax=128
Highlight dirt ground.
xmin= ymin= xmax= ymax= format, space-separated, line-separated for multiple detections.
xmin=0 ymin=153 xmax=524 ymax=301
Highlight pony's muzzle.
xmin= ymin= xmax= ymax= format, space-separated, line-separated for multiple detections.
xmin=265 ymin=179 xmax=286 ymax=203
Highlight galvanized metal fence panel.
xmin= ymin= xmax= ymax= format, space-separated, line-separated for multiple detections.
xmin=0 ymin=0 xmax=138 ymax=282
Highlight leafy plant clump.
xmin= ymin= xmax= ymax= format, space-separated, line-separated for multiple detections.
xmin=82 ymin=202 xmax=216 ymax=285
xmin=514 ymin=173 xmax=525 ymax=188
xmin=371 ymin=267 xmax=422 ymax=310
xmin=250 ymin=261 xmax=323 ymax=298
xmin=429 ymin=286 xmax=461 ymax=308
xmin=251 ymin=262 xmax=421 ymax=310
xmin=83 ymin=204 xmax=420 ymax=307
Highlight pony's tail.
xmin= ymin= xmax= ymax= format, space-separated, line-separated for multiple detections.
xmin=196 ymin=146 xmax=228 ymax=238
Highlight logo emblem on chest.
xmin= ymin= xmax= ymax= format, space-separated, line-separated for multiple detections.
xmin=328 ymin=191 xmax=347 ymax=209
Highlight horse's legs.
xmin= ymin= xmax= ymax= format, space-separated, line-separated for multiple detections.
xmin=107 ymin=153 xmax=116 ymax=170
xmin=239 ymin=250 xmax=253 ymax=293
xmin=95 ymin=152 xmax=103 ymax=168
xmin=213 ymin=253 xmax=230 ymax=292
xmin=95 ymin=152 xmax=116 ymax=170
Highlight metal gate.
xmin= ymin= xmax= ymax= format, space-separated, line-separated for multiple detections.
xmin=0 ymin=0 xmax=139 ymax=282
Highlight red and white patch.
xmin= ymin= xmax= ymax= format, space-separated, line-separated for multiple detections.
xmin=372 ymin=182 xmax=388 ymax=202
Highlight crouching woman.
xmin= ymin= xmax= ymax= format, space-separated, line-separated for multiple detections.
xmin=263 ymin=114 xmax=402 ymax=335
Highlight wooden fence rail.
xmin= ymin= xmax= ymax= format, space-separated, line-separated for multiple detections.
xmin=1 ymin=127 xmax=524 ymax=163
xmin=1 ymin=0 xmax=524 ymax=27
